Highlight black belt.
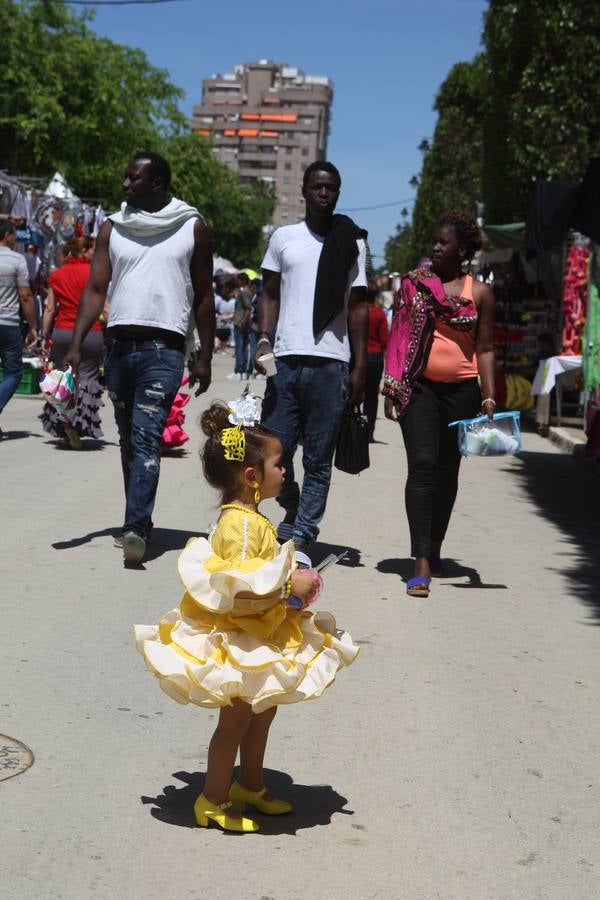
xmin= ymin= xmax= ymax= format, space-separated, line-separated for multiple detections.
xmin=108 ymin=337 xmax=185 ymax=355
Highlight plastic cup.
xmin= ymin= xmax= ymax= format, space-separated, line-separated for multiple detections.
xmin=257 ymin=352 xmax=277 ymax=377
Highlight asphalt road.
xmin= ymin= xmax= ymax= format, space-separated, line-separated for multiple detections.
xmin=2 ymin=353 xmax=599 ymax=899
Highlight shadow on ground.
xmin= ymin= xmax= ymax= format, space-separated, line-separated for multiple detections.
xmin=143 ymin=529 xmax=207 ymax=563
xmin=52 ymin=526 xmax=206 ymax=563
xmin=376 ymin=557 xmax=507 ymax=590
xmin=45 ymin=437 xmax=117 ymax=451
xmin=311 ymin=541 xmax=363 ymax=569
xmin=1 ymin=429 xmax=42 ymax=441
xmin=141 ymin=767 xmax=352 ymax=836
xmin=507 ymin=450 xmax=600 ymax=623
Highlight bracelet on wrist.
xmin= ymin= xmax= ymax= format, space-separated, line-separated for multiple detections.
xmin=257 ymin=331 xmax=271 ymax=342
xmin=280 ymin=576 xmax=292 ymax=601
xmin=482 ymin=398 xmax=496 ymax=406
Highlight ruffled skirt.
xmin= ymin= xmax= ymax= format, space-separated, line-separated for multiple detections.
xmin=135 ymin=605 xmax=359 ymax=714
xmin=40 ymin=328 xmax=104 ymax=439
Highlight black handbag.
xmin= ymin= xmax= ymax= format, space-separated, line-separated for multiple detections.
xmin=334 ymin=406 xmax=370 ymax=474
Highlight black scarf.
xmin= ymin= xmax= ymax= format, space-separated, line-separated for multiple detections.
xmin=312 ymin=214 xmax=368 ymax=337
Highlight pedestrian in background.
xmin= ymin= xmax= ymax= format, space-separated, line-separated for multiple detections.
xmin=365 ymin=284 xmax=388 ymax=443
xmin=214 ymin=284 xmax=235 ymax=353
xmin=384 ymin=210 xmax=495 ymax=597
xmin=247 ymin=276 xmax=264 ymax=380
xmin=41 ymin=236 xmax=104 ymax=449
xmin=0 ymin=221 xmax=38 ymax=440
xmin=228 ymin=271 xmax=252 ymax=380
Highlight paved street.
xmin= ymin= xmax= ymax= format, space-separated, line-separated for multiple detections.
xmin=2 ymin=353 xmax=600 ymax=900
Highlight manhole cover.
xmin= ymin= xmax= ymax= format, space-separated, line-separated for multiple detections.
xmin=0 ymin=734 xmax=34 ymax=782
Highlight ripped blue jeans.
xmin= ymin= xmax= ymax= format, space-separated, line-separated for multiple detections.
xmin=105 ymin=343 xmax=184 ymax=538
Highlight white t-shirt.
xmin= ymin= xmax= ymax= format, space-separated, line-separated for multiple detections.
xmin=261 ymin=221 xmax=367 ymax=362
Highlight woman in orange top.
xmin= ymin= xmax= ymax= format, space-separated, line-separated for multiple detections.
xmin=41 ymin=236 xmax=104 ymax=448
xmin=385 ymin=211 xmax=495 ymax=596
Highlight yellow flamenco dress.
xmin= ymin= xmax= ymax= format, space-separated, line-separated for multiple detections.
xmin=134 ymin=506 xmax=359 ymax=713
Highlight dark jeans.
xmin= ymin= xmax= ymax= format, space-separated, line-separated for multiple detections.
xmin=400 ymin=377 xmax=481 ymax=558
xmin=261 ymin=355 xmax=349 ymax=546
xmin=365 ymin=351 xmax=384 ymax=440
xmin=249 ymin=328 xmax=258 ymax=374
xmin=234 ymin=326 xmax=250 ymax=374
xmin=105 ymin=342 xmax=184 ymax=537
xmin=0 ymin=324 xmax=23 ymax=414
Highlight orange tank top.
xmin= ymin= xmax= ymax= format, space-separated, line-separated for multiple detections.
xmin=423 ymin=275 xmax=478 ymax=382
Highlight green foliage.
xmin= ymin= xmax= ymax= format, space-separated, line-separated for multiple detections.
xmin=384 ymin=223 xmax=415 ymax=274
xmin=163 ymin=135 xmax=275 ymax=265
xmin=410 ymin=56 xmax=486 ymax=259
xmin=386 ymin=1 xmax=600 ymax=259
xmin=483 ymin=0 xmax=600 ymax=221
xmin=0 ymin=1 xmax=274 ymax=262
xmin=0 ymin=0 xmax=186 ymax=200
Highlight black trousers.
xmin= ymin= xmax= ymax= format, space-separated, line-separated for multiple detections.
xmin=365 ymin=351 xmax=384 ymax=439
xmin=400 ymin=377 xmax=481 ymax=558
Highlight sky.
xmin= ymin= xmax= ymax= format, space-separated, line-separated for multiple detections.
xmin=83 ymin=0 xmax=488 ymax=264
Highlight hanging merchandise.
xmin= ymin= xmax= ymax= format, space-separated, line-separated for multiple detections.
xmin=583 ymin=270 xmax=600 ymax=391
xmin=34 ymin=196 xmax=64 ymax=237
xmin=583 ymin=251 xmax=600 ymax=457
xmin=561 ymin=242 xmax=590 ymax=355
xmin=504 ymin=373 xmax=535 ymax=411
xmin=58 ymin=202 xmax=83 ymax=241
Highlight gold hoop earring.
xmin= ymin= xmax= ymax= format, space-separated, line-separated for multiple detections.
xmin=252 ymin=481 xmax=261 ymax=506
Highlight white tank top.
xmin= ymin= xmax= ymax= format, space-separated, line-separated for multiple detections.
xmin=108 ymin=217 xmax=197 ymax=335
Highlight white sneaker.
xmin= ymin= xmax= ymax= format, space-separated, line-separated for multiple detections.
xmin=226 ymin=372 xmax=242 ymax=380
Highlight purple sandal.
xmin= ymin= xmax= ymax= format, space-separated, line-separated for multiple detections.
xmin=406 ymin=576 xmax=431 ymax=597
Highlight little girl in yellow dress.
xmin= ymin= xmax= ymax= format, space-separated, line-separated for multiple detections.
xmin=134 ymin=393 xmax=359 ymax=833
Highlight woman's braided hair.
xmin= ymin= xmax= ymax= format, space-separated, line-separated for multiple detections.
xmin=437 ymin=210 xmax=483 ymax=262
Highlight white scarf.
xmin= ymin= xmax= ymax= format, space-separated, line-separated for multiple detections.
xmin=108 ymin=197 xmax=203 ymax=237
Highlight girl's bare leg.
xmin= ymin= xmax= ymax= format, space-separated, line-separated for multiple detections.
xmin=239 ymin=706 xmax=277 ymax=796
xmin=203 ymin=699 xmax=253 ymax=811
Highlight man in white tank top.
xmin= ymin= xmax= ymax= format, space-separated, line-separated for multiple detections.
xmin=64 ymin=152 xmax=214 ymax=564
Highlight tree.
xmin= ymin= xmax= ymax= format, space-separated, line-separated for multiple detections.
xmin=384 ymin=222 xmax=415 ymax=274
xmin=164 ymin=135 xmax=275 ymax=265
xmin=0 ymin=1 xmax=274 ymax=262
xmin=0 ymin=0 xmax=185 ymax=200
xmin=409 ymin=55 xmax=486 ymax=258
xmin=483 ymin=0 xmax=600 ymax=221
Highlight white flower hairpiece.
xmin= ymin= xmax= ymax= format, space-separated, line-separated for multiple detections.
xmin=227 ymin=385 xmax=260 ymax=428
xmin=221 ymin=386 xmax=260 ymax=462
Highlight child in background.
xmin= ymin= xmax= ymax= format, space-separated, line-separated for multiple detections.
xmin=135 ymin=392 xmax=359 ymax=833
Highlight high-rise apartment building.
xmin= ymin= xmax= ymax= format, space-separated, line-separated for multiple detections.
xmin=191 ymin=60 xmax=333 ymax=228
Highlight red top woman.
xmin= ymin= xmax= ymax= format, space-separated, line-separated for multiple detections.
xmin=41 ymin=236 xmax=105 ymax=448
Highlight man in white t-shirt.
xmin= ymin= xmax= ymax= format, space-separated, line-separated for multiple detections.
xmin=257 ymin=161 xmax=368 ymax=562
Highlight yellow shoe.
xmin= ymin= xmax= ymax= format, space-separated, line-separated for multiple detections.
xmin=229 ymin=781 xmax=293 ymax=815
xmin=194 ymin=793 xmax=259 ymax=832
